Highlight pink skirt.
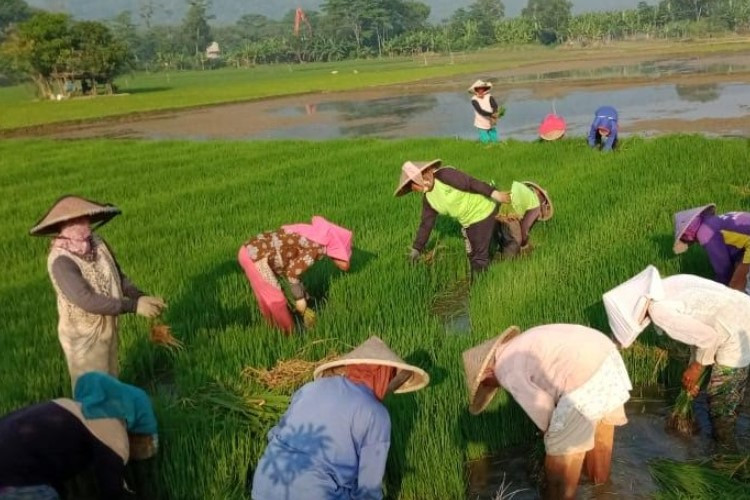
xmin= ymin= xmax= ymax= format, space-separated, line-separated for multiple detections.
xmin=237 ymin=246 xmax=294 ymax=333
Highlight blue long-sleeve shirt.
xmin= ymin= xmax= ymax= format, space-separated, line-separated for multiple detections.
xmin=697 ymin=212 xmax=750 ymax=284
xmin=252 ymin=376 xmax=391 ymax=500
xmin=588 ymin=106 xmax=618 ymax=151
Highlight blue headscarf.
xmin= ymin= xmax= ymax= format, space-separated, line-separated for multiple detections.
xmin=74 ymin=372 xmax=158 ymax=435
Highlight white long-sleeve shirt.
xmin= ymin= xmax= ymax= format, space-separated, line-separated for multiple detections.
xmin=648 ymin=274 xmax=750 ymax=368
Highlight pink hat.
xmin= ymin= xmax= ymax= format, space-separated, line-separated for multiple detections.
xmin=283 ymin=216 xmax=353 ymax=263
xmin=673 ymin=204 xmax=715 ymax=254
xmin=394 ymin=160 xmax=441 ymax=197
xmin=538 ymin=114 xmax=566 ymax=141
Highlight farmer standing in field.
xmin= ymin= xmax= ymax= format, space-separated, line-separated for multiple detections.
xmin=604 ymin=265 xmax=750 ymax=444
xmin=250 ymin=336 xmax=429 ymax=500
xmin=238 ymin=216 xmax=352 ymax=333
xmin=30 ymin=196 xmax=167 ymax=389
xmin=463 ymin=324 xmax=632 ymax=500
xmin=469 ymin=80 xmax=501 ymax=144
xmin=673 ymin=204 xmax=750 ymax=294
xmin=0 ymin=372 xmax=158 ymax=500
xmin=395 ymin=160 xmax=551 ymax=273
xmin=587 ymin=106 xmax=619 ymax=151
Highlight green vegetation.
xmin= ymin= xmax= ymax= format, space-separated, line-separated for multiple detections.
xmin=2 ymin=36 xmax=749 ymax=131
xmin=1 ymin=136 xmax=747 ymax=498
xmin=651 ymin=455 xmax=750 ymax=498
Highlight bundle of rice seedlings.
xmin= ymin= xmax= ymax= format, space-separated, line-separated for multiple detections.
xmin=695 ymin=454 xmax=750 ymax=482
xmin=149 ymin=319 xmax=184 ymax=351
xmin=243 ymin=341 xmax=339 ymax=392
xmin=666 ymin=370 xmax=708 ymax=436
xmin=182 ymin=381 xmax=289 ymax=431
xmin=650 ymin=458 xmax=750 ymax=498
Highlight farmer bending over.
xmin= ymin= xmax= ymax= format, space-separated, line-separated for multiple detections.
xmin=496 ymin=181 xmax=553 ymax=259
xmin=250 ymin=336 xmax=429 ymax=499
xmin=0 ymin=372 xmax=158 ymax=500
xmin=463 ymin=325 xmax=632 ymax=500
xmin=469 ymin=80 xmax=500 ymax=144
xmin=587 ymin=106 xmax=618 ymax=152
xmin=238 ymin=216 xmax=352 ymax=333
xmin=673 ymin=204 xmax=750 ymax=294
xmin=30 ymin=196 xmax=166 ymax=389
xmin=604 ymin=266 xmax=750 ymax=445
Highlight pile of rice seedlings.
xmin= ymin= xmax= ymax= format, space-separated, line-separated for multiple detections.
xmin=650 ymin=455 xmax=750 ymax=499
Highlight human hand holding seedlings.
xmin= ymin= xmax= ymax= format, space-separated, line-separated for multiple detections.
xmin=681 ymin=362 xmax=705 ymax=397
xmin=137 ymin=296 xmax=166 ymax=318
xmin=491 ymin=190 xmax=511 ymax=204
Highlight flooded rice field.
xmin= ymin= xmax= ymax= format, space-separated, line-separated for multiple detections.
xmin=26 ymin=54 xmax=750 ymax=141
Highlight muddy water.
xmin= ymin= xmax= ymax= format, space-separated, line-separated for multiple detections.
xmin=466 ymin=394 xmax=728 ymax=500
xmin=32 ymin=55 xmax=750 ymax=141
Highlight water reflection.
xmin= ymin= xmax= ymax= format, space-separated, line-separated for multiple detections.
xmin=675 ymin=83 xmax=720 ymax=103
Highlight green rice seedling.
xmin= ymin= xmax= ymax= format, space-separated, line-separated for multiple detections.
xmin=650 ymin=458 xmax=750 ymax=499
xmin=667 ymin=369 xmax=709 ymax=436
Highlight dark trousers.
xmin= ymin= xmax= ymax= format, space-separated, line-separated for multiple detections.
xmin=498 ymin=217 xmax=523 ymax=258
xmin=462 ymin=209 xmax=498 ymax=274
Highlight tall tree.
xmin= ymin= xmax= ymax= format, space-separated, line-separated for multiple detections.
xmin=70 ymin=20 xmax=131 ymax=93
xmin=522 ymin=0 xmax=573 ymax=44
xmin=180 ymin=0 xmax=213 ymax=56
xmin=321 ymin=0 xmax=379 ymax=51
xmin=0 ymin=0 xmax=31 ymax=37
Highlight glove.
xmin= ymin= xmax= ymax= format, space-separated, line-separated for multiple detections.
xmin=408 ymin=248 xmax=421 ymax=263
xmin=294 ymin=298 xmax=307 ymax=314
xmin=491 ymin=190 xmax=511 ymax=204
xmin=137 ymin=296 xmax=166 ymax=318
xmin=303 ymin=308 xmax=317 ymax=329
xmin=682 ymin=362 xmax=704 ymax=397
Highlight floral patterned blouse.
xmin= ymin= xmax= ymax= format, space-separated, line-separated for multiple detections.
xmin=244 ymin=229 xmax=325 ymax=283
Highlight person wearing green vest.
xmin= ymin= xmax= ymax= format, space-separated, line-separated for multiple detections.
xmin=394 ymin=159 xmax=509 ymax=274
xmin=497 ymin=181 xmax=553 ymax=259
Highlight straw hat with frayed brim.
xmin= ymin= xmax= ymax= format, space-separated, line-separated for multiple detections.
xmin=673 ymin=204 xmax=716 ymax=254
xmin=468 ymin=80 xmax=493 ymax=94
xmin=394 ymin=159 xmax=442 ymax=197
xmin=522 ymin=181 xmax=554 ymax=222
xmin=462 ymin=326 xmax=521 ymax=415
xmin=314 ymin=336 xmax=430 ymax=394
xmin=30 ymin=195 xmax=121 ymax=236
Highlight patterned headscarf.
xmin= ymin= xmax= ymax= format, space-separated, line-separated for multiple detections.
xmin=53 ymin=219 xmax=94 ymax=260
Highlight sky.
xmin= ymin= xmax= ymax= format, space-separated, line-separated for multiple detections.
xmin=27 ymin=0 xmax=655 ymax=25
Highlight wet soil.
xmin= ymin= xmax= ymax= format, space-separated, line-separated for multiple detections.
xmin=9 ymin=52 xmax=750 ymax=141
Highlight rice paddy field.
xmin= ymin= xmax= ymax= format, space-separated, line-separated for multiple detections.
xmin=0 ymin=135 xmax=748 ymax=499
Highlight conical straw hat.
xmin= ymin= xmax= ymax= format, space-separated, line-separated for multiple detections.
xmin=462 ymin=326 xmax=521 ymax=415
xmin=673 ymin=204 xmax=715 ymax=254
xmin=539 ymin=114 xmax=566 ymax=141
xmin=394 ymin=159 xmax=441 ymax=197
xmin=468 ymin=79 xmax=493 ymax=94
xmin=314 ymin=336 xmax=429 ymax=394
xmin=522 ymin=181 xmax=553 ymax=221
xmin=30 ymin=195 xmax=121 ymax=236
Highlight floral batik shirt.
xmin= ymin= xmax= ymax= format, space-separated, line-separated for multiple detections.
xmin=244 ymin=229 xmax=325 ymax=289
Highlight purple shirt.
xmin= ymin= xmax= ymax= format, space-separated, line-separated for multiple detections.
xmin=697 ymin=212 xmax=750 ymax=284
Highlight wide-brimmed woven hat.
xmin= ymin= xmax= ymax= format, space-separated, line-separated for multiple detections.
xmin=673 ymin=204 xmax=715 ymax=254
xmin=522 ymin=181 xmax=554 ymax=221
xmin=30 ymin=195 xmax=121 ymax=236
xmin=539 ymin=114 xmax=566 ymax=141
xmin=468 ymin=79 xmax=493 ymax=94
xmin=394 ymin=159 xmax=441 ymax=197
xmin=313 ymin=336 xmax=429 ymax=394
xmin=462 ymin=326 xmax=521 ymax=415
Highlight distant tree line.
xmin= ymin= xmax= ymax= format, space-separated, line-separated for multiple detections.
xmin=1 ymin=0 xmax=749 ymax=95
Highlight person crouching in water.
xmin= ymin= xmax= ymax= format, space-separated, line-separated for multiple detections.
xmin=238 ymin=216 xmax=352 ymax=333
xmin=604 ymin=265 xmax=750 ymax=446
xmin=469 ymin=80 xmax=500 ymax=144
xmin=0 ymin=372 xmax=158 ymax=500
xmin=673 ymin=204 xmax=750 ymax=294
xmin=30 ymin=196 xmax=167 ymax=390
xmin=463 ymin=325 xmax=632 ymax=500
xmin=395 ymin=159 xmax=510 ymax=275
xmin=497 ymin=181 xmax=553 ymax=259
xmin=250 ymin=336 xmax=429 ymax=499
xmin=588 ymin=106 xmax=618 ymax=152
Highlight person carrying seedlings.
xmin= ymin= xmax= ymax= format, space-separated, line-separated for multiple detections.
xmin=673 ymin=204 xmax=750 ymax=294
xmin=469 ymin=80 xmax=501 ymax=144
xmin=496 ymin=181 xmax=553 ymax=259
xmin=0 ymin=372 xmax=158 ymax=500
xmin=587 ymin=106 xmax=619 ymax=152
xmin=250 ymin=336 xmax=429 ymax=500
xmin=238 ymin=216 xmax=352 ymax=333
xmin=462 ymin=324 xmax=632 ymax=500
xmin=603 ymin=265 xmax=750 ymax=444
xmin=30 ymin=196 xmax=167 ymax=389
xmin=395 ymin=159 xmax=508 ymax=274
